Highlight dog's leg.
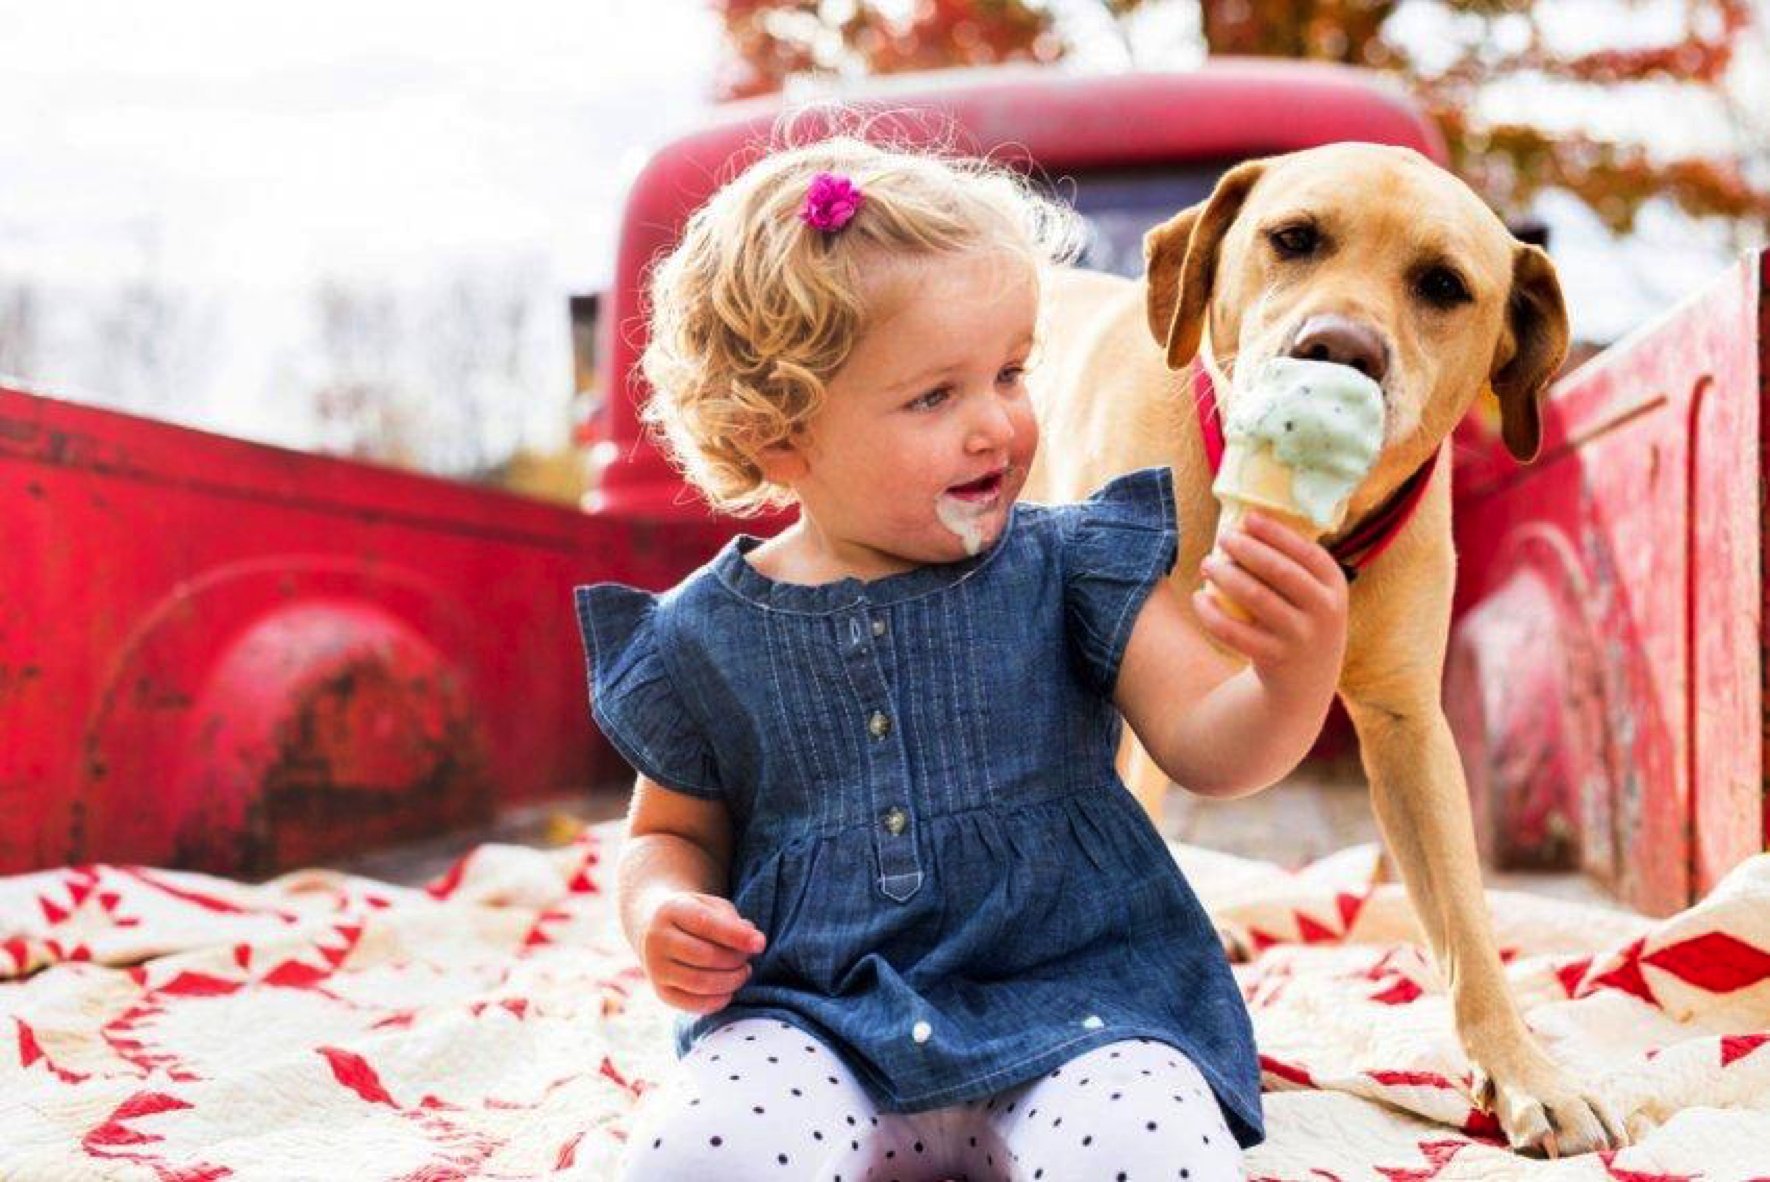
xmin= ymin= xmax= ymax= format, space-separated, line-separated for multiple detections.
xmin=1339 ymin=492 xmax=1627 ymax=1155
xmin=1342 ymin=697 xmax=1627 ymax=1155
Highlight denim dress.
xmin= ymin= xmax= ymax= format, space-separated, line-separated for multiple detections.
xmin=574 ymin=466 xmax=1264 ymax=1148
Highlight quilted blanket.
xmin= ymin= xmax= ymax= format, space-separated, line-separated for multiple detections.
xmin=3 ymin=822 xmax=1769 ymax=1180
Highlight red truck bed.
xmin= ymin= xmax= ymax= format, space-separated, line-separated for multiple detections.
xmin=1448 ymin=248 xmax=1766 ymax=914
xmin=0 ymin=384 xmax=727 ymax=875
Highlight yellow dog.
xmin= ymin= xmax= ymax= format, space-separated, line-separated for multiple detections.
xmin=1025 ymin=142 xmax=1626 ymax=1156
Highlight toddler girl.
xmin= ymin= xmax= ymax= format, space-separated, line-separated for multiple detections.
xmin=577 ymin=131 xmax=1350 ymax=1181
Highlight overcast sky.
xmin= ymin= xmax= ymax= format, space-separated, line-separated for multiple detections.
xmin=0 ymin=0 xmax=1762 ymax=469
xmin=0 ymin=0 xmax=723 ymax=459
xmin=0 ymin=0 xmax=720 ymax=289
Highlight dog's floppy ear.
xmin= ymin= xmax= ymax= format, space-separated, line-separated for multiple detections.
xmin=1142 ymin=207 xmax=1201 ymax=355
xmin=1489 ymin=243 xmax=1569 ymax=463
xmin=1143 ymin=158 xmax=1266 ymax=371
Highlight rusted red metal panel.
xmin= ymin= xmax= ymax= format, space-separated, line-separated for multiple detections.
xmin=590 ymin=61 xmax=1446 ymax=526
xmin=0 ymin=385 xmax=729 ymax=876
xmin=1690 ymin=252 xmax=1765 ymax=900
xmin=1447 ymin=250 xmax=1765 ymax=915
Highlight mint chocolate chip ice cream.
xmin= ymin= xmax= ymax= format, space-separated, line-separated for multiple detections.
xmin=1214 ymin=357 xmax=1386 ymax=532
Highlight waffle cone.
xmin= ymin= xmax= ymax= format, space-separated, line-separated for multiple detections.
xmin=1205 ymin=442 xmax=1341 ymax=624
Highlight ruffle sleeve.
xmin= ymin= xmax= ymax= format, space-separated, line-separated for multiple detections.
xmin=1061 ymin=465 xmax=1181 ymax=696
xmin=573 ymin=583 xmax=724 ymax=800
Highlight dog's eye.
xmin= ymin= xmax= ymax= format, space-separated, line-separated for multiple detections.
xmin=1269 ymin=225 xmax=1318 ymax=259
xmin=1417 ymin=266 xmax=1472 ymax=308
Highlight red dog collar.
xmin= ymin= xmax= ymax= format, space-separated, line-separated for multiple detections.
xmin=1192 ymin=364 xmax=1435 ymax=582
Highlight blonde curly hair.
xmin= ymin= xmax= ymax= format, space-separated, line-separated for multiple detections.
xmin=639 ymin=121 xmax=1086 ymax=517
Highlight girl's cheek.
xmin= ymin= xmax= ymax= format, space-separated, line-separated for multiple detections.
xmin=1015 ymin=412 xmax=1041 ymax=463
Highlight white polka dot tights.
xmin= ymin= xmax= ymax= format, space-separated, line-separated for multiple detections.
xmin=621 ymin=1018 xmax=1244 ymax=1181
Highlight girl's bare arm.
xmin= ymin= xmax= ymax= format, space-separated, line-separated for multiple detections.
xmin=1114 ymin=512 xmax=1348 ymax=798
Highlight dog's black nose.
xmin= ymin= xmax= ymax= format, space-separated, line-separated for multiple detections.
xmin=1289 ymin=316 xmax=1388 ymax=384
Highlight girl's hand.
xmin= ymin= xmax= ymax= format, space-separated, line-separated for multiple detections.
xmin=639 ymin=891 xmax=767 ymax=1015
xmin=1192 ymin=511 xmax=1350 ymax=701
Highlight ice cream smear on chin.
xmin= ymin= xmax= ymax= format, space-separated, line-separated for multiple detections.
xmin=936 ymin=466 xmax=1009 ymax=556
xmin=1213 ymin=357 xmax=1386 ymax=532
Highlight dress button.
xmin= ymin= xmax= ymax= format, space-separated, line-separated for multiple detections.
xmin=882 ymin=806 xmax=908 ymax=835
xmin=867 ymin=710 xmax=891 ymax=739
xmin=872 ymin=618 xmax=887 ymax=637
xmin=911 ymin=1020 xmax=931 ymax=1044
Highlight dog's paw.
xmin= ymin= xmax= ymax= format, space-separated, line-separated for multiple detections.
xmin=1472 ymin=1052 xmax=1630 ymax=1157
